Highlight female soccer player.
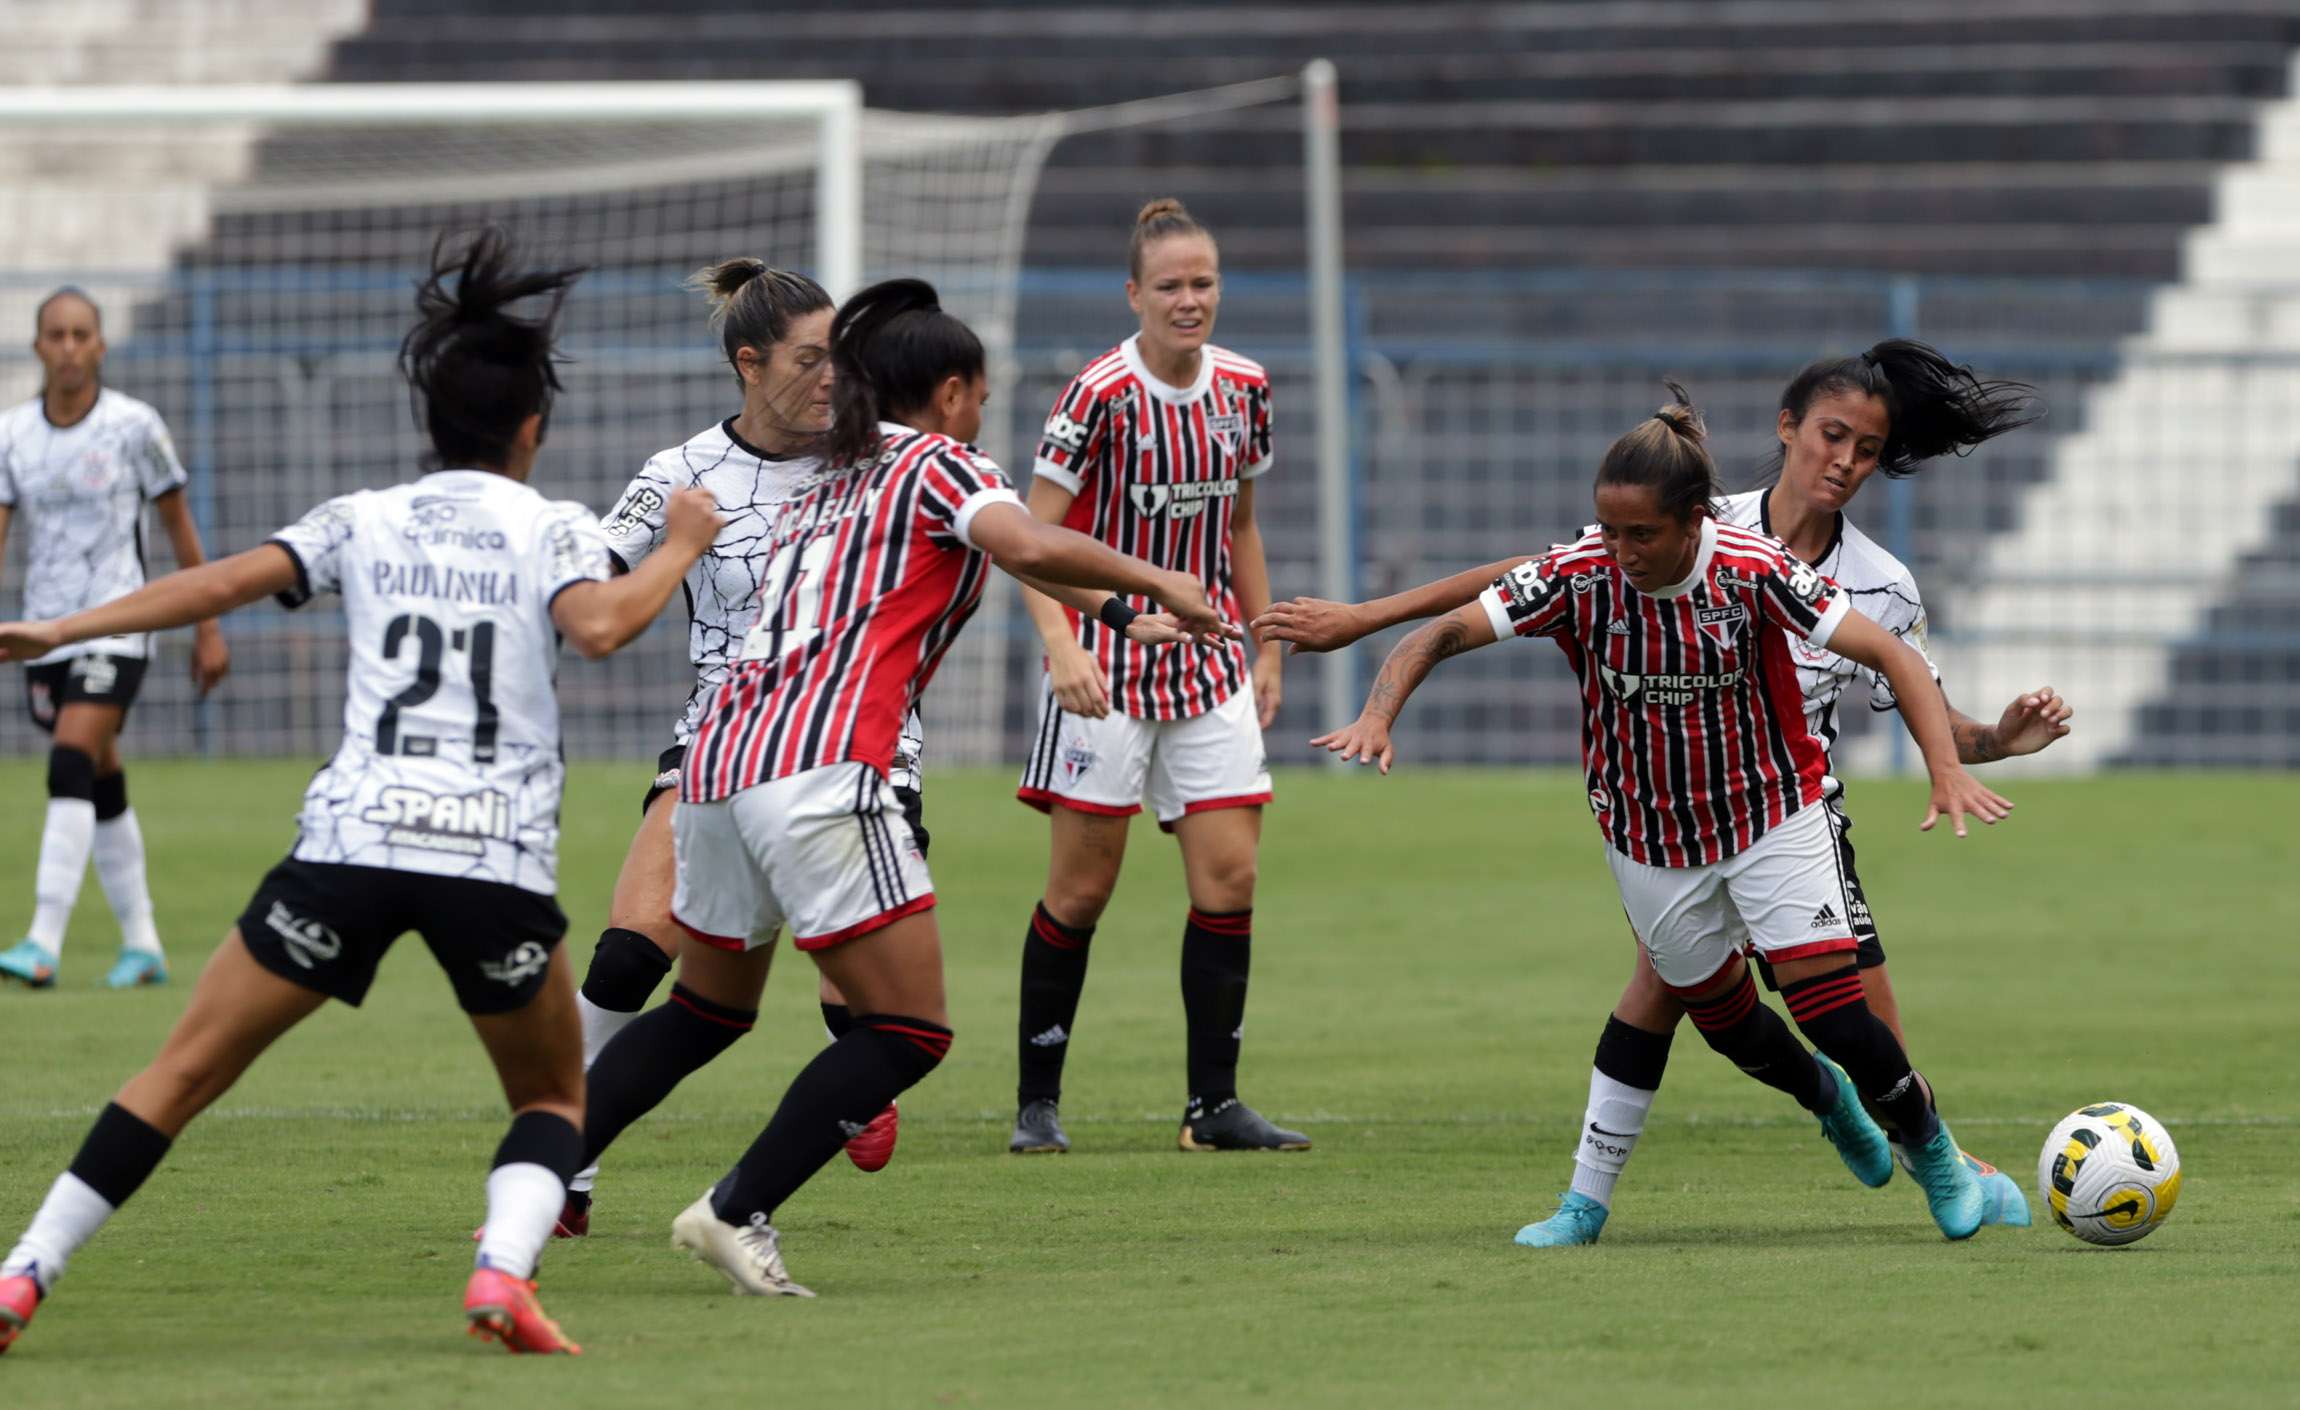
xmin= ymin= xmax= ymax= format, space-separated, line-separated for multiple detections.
xmin=1255 ymin=342 xmax=2063 ymax=1243
xmin=1312 ymin=387 xmax=2013 ymax=1242
xmin=578 ymin=278 xmax=1226 ymax=1297
xmin=0 ymin=288 xmax=230 ymax=991
xmin=564 ymin=262 xmax=1200 ymax=1231
xmin=0 ymin=229 xmax=720 ymax=1356
xmin=1007 ymin=198 xmax=1300 ymax=1156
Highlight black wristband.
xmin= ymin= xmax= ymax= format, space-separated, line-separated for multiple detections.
xmin=1097 ymin=596 xmax=1139 ymax=632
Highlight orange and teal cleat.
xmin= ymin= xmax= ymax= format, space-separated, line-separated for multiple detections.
xmin=463 ymin=1267 xmax=580 ymax=1355
xmin=0 ymin=1272 xmax=43 ymax=1354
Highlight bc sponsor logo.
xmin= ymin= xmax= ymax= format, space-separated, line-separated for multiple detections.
xmin=1498 ymin=561 xmax=1560 ymax=619
xmin=1042 ymin=412 xmax=1090 ymax=454
xmin=1785 ymin=560 xmax=1829 ymax=606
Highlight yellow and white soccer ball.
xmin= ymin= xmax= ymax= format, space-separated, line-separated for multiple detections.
xmin=2037 ymin=1102 xmax=2182 ymax=1246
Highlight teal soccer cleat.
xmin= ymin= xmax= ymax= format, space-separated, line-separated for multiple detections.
xmin=1814 ymin=1056 xmax=1895 ymax=1188
xmin=0 ymin=939 xmax=58 ymax=989
xmin=1514 ymin=1192 xmax=1608 ymax=1248
xmin=104 ymin=949 xmax=168 ymax=990
xmin=1906 ymin=1123 xmax=1988 ymax=1240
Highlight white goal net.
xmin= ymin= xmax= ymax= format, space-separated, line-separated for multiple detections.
xmin=0 ymin=83 xmax=1062 ymax=765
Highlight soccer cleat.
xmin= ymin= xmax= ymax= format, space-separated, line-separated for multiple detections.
xmin=0 ymin=1272 xmax=42 ymax=1354
xmin=1177 ymin=1098 xmax=1311 ymax=1152
xmin=1009 ymin=1098 xmax=1069 ymax=1154
xmin=1906 ymin=1124 xmax=1988 ymax=1240
xmin=103 ymin=950 xmax=168 ymax=990
xmin=844 ymin=1101 xmax=899 ymax=1173
xmin=1513 ymin=1192 xmax=1608 ymax=1248
xmin=1814 ymin=1056 xmax=1895 ymax=1189
xmin=670 ymin=1192 xmax=815 ymax=1298
xmin=464 ymin=1267 xmax=581 ymax=1354
xmin=1979 ymin=1168 xmax=2032 ymax=1228
xmin=0 ymin=940 xmax=58 ymax=989
xmin=469 ymin=1189 xmax=591 ymax=1244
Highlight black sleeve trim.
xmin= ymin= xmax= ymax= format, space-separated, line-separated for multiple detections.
xmin=266 ymin=539 xmax=314 ymax=609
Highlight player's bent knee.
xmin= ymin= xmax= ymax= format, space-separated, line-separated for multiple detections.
xmin=1044 ymin=880 xmax=1115 ymax=929
xmin=47 ymin=745 xmax=96 ymax=801
xmin=855 ymin=1014 xmax=953 ymax=1087
xmin=582 ymin=926 xmax=675 ymax=1012
xmin=93 ymin=768 xmax=129 ymax=821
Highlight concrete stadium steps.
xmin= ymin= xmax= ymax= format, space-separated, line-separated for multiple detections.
xmin=2125 ymin=494 xmax=2300 ymax=767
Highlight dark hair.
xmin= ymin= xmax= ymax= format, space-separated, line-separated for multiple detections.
xmin=1594 ymin=380 xmax=1719 ymax=525
xmin=685 ymin=258 xmax=832 ymax=390
xmin=399 ymin=227 xmax=585 ymax=470
xmin=33 ymin=285 xmax=101 ymax=334
xmin=823 ymin=278 xmax=985 ymax=467
xmin=1129 ymin=197 xmax=1216 ymax=280
xmin=1772 ymin=337 xmax=2040 ymax=479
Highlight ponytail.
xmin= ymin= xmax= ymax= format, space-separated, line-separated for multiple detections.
xmin=1773 ymin=338 xmax=2041 ymax=479
xmin=685 ymin=258 xmax=832 ymax=390
xmin=399 ymin=226 xmax=585 ymax=469
xmin=824 ymin=277 xmax=985 ymax=468
xmin=1594 ymin=380 xmax=1719 ymax=525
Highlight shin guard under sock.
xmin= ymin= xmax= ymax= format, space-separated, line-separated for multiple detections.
xmin=1017 ymin=902 xmax=1093 ymax=1105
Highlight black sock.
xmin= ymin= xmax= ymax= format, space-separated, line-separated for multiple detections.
xmin=580 ymin=983 xmax=755 ymax=1168
xmin=1783 ymin=965 xmax=1938 ymax=1144
xmin=1681 ymin=965 xmax=1832 ymax=1115
xmin=820 ymin=1001 xmax=853 ymax=1039
xmin=1017 ymin=902 xmax=1093 ymax=1106
xmin=1181 ymin=907 xmax=1251 ymax=1113
xmin=580 ymin=927 xmax=673 ymax=1013
xmin=492 ymin=1109 xmax=583 ymax=1184
xmin=68 ymin=1103 xmax=172 ymax=1208
xmin=713 ymin=1015 xmax=951 ymax=1225
xmin=1593 ymin=1013 xmax=1674 ymax=1090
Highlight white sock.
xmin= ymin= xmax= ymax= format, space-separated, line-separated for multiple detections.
xmin=29 ymin=798 xmax=96 ymax=953
xmin=1568 ymin=1067 xmax=1660 ymax=1210
xmin=474 ymin=1163 xmax=566 ymax=1280
xmin=577 ymin=992 xmax=640 ymax=1070
xmin=93 ymin=809 xmax=163 ymax=956
xmin=2 ymin=1173 xmax=117 ymax=1292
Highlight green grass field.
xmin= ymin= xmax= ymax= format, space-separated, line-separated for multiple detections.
xmin=2 ymin=760 xmax=2295 ymax=1408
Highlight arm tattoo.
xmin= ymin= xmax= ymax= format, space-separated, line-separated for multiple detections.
xmin=1364 ymin=615 xmax=1473 ymax=722
xmin=1955 ymin=718 xmax=2004 ymax=765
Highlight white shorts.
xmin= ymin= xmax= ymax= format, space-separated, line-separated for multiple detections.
xmin=672 ymin=763 xmax=934 ymax=953
xmin=1017 ymin=678 xmax=1272 ymax=828
xmin=1607 ymin=801 xmax=1862 ymax=989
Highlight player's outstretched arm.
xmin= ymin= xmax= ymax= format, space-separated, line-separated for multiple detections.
xmin=1310 ymin=601 xmax=1497 ymax=774
xmin=0 ymin=544 xmax=298 ymax=662
xmin=1945 ymin=688 xmax=2073 ymax=764
xmin=1012 ymin=575 xmax=1196 ymax=646
xmin=969 ymin=501 xmax=1231 ymax=641
xmin=1254 ymin=555 xmax=1534 ymax=654
xmin=1013 ymin=477 xmax=1118 ymax=718
xmin=1827 ymin=610 xmax=2012 ymax=836
xmin=553 ymin=488 xmax=723 ymax=660
xmin=153 ymin=487 xmax=231 ymax=695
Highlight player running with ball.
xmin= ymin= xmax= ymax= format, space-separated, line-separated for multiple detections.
xmin=0 ymin=229 xmax=718 ymax=1356
xmin=1311 ymin=387 xmax=2012 ymax=1242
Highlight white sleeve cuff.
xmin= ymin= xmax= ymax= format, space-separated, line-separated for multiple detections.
xmin=1804 ymin=594 xmax=1852 ymax=651
xmin=1029 ymin=458 xmax=1083 ymax=495
xmin=1240 ymin=455 xmax=1273 ymax=481
xmin=955 ymin=486 xmax=1027 ymax=550
xmin=1477 ymin=586 xmax=1515 ymax=642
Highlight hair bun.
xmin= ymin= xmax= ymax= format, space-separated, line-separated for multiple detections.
xmin=1136 ymin=197 xmax=1189 ymax=226
xmin=1653 ymin=380 xmax=1707 ymax=442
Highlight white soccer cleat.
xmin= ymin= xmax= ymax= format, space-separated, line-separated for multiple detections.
xmin=670 ymin=1191 xmax=815 ymax=1298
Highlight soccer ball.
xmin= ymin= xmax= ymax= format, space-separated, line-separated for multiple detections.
xmin=2037 ymin=1102 xmax=2182 ymax=1246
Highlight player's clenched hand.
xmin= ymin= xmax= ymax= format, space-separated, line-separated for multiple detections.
xmin=1252 ymin=597 xmax=1368 ymax=655
xmin=1996 ymin=685 xmax=2073 ymax=757
xmin=663 ymin=488 xmax=725 ymax=554
xmin=1047 ymin=641 xmax=1111 ymax=719
xmin=1921 ymin=766 xmax=2012 ymax=838
xmin=0 ymin=620 xmax=62 ymax=663
xmin=1310 ymin=713 xmax=1395 ymax=774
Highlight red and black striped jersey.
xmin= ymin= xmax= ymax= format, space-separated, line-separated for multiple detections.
xmin=1476 ymin=518 xmax=1853 ymax=867
xmin=683 ymin=424 xmax=1023 ymax=801
xmin=1031 ymin=335 xmax=1273 ymax=721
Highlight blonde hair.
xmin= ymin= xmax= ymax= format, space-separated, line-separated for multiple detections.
xmin=1128 ymin=197 xmax=1217 ymax=280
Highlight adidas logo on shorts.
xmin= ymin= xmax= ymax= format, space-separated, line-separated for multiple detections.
xmin=1810 ymin=903 xmax=1841 ymax=930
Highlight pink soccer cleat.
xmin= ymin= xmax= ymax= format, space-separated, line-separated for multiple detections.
xmin=0 ymin=1272 xmax=42 ymax=1354
xmin=464 ymin=1267 xmax=581 ymax=1355
xmin=844 ymin=1101 xmax=899 ymax=1173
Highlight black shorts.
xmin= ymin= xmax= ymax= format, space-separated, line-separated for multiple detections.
xmin=236 ymin=857 xmax=567 ymax=1014
xmin=25 ymin=653 xmax=149 ymax=733
xmin=643 ymin=743 xmax=930 ymax=859
xmin=1755 ymin=799 xmax=1884 ymax=989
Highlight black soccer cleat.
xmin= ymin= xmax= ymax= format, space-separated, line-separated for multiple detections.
xmin=1178 ymin=1097 xmax=1311 ymax=1152
xmin=1009 ymin=1098 xmax=1070 ymax=1154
